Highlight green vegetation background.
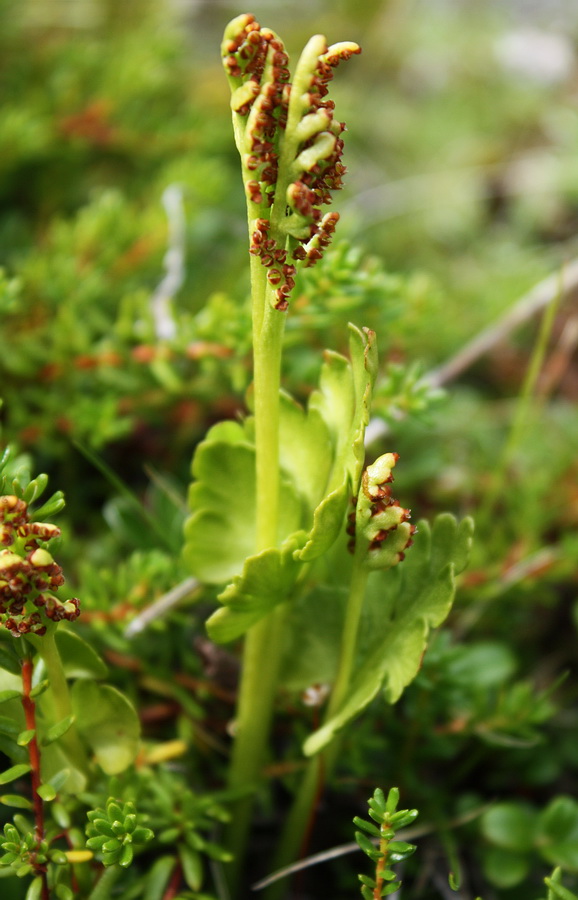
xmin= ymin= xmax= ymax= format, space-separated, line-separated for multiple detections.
xmin=1 ymin=0 xmax=577 ymax=897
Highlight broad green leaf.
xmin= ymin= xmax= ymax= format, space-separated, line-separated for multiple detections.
xmin=206 ymin=532 xmax=307 ymax=643
xmin=538 ymin=797 xmax=578 ymax=845
xmin=445 ymin=641 xmax=517 ymax=689
xmin=278 ymin=391 xmax=333 ymax=511
xmin=538 ymin=798 xmax=578 ymax=868
xmin=55 ymin=629 xmax=108 ymax=680
xmin=310 ymin=325 xmax=377 ymax=493
xmin=483 ymin=846 xmax=529 ymax=888
xmin=71 ymin=682 xmax=139 ymax=774
xmin=184 ymin=428 xmax=302 ymax=584
xmin=309 ymin=349 xmax=354 ymax=462
xmin=187 ymin=331 xmax=379 ymax=640
xmin=348 ymin=324 xmax=378 ymax=483
xmin=279 ymin=582 xmax=348 ymax=691
xmin=303 ymin=515 xmax=474 ymax=755
xmin=482 ymin=803 xmax=536 ymax=851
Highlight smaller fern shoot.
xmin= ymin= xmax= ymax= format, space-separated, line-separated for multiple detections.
xmin=354 ymin=787 xmax=418 ymax=899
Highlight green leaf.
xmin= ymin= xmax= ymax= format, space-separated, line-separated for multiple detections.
xmin=25 ymin=876 xmax=43 ymax=900
xmin=41 ymin=715 xmax=75 ymax=747
xmin=51 ymin=801 xmax=70 ymax=828
xmin=0 ymin=764 xmax=32 ymax=785
xmin=304 ymin=515 xmax=473 ymax=755
xmin=482 ymin=846 xmax=530 ymax=888
xmin=278 ymin=391 xmax=333 ymax=512
xmin=72 ymin=682 xmax=140 ymax=774
xmin=385 ymin=787 xmax=399 ymax=814
xmin=0 ymin=690 xmax=22 ymax=703
xmin=184 ymin=427 xmax=302 ymax=584
xmin=352 ymin=817 xmax=381 ymax=838
xmin=132 ymin=827 xmax=154 ymax=844
xmin=0 ymin=794 xmax=33 ymax=809
xmin=29 ymin=680 xmax=49 ymax=699
xmin=206 ymin=532 xmax=306 ymax=643
xmin=539 ymin=797 xmax=578 ymax=845
xmin=179 ymin=844 xmax=203 ymax=891
xmin=85 ymin=835 xmax=108 ymax=850
xmin=279 ymin=582 xmax=347 ymax=691
xmin=482 ymin=803 xmax=536 ymax=851
xmin=0 ymin=647 xmax=21 ymax=677
xmin=355 ymin=831 xmax=380 ymax=860
xmin=55 ymin=885 xmax=74 ymax=900
xmin=143 ymin=855 xmax=177 ymax=900
xmin=0 ymin=715 xmax=20 ymax=737
xmin=445 ymin=641 xmax=517 ymax=689
xmin=311 ymin=325 xmax=377 ymax=491
xmin=308 ymin=349 xmax=354 ymax=473
xmin=545 ymin=871 xmax=578 ymax=900
xmin=16 ymin=730 xmax=35 ymax=747
xmin=36 ymin=784 xmax=56 ymax=802
xmin=55 ymin=630 xmax=108 ymax=680
xmin=294 ymin=479 xmax=350 ymax=562
xmin=118 ymin=843 xmax=134 ymax=867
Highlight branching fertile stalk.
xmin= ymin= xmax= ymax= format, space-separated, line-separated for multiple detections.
xmin=266 ymin=455 xmax=415 ymax=898
xmin=219 ymin=15 xmax=360 ymax=886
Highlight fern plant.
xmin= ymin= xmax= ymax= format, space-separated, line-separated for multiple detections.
xmin=184 ymin=13 xmax=473 ymax=896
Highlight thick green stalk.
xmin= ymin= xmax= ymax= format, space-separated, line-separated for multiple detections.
xmin=265 ymin=557 xmax=369 ymax=899
xmin=224 ymin=203 xmax=288 ymax=887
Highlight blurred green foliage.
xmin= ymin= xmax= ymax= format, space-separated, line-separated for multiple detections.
xmin=0 ymin=0 xmax=577 ymax=897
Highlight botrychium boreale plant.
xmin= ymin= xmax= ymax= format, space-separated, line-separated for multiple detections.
xmin=184 ymin=13 xmax=474 ymax=896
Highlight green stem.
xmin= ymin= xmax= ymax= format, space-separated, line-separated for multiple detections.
xmin=33 ymin=630 xmax=89 ymax=778
xmin=325 ymin=557 xmax=369 ymax=726
xmin=224 ymin=196 xmax=288 ymax=889
xmin=265 ymin=558 xmax=369 ymax=899
xmin=225 ymin=604 xmax=287 ymax=885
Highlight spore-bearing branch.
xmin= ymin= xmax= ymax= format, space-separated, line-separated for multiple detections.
xmin=222 ymin=14 xmax=360 ymax=310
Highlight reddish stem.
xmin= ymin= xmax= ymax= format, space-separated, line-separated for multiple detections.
xmin=21 ymin=656 xmax=50 ymax=900
xmin=162 ymin=861 xmax=183 ymax=900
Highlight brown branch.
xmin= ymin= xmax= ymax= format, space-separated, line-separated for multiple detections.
xmin=365 ymin=258 xmax=578 ymax=445
xmin=425 ymin=258 xmax=578 ymax=389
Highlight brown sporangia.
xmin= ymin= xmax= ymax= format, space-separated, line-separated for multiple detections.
xmin=223 ymin=14 xmax=360 ymax=311
xmin=349 ymin=455 xmax=416 ymax=568
xmin=0 ymin=496 xmax=80 ymax=636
